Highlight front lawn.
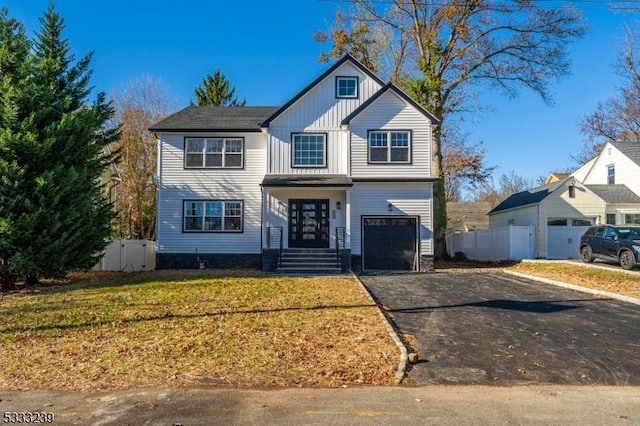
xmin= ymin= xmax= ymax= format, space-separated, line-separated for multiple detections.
xmin=507 ymin=262 xmax=640 ymax=298
xmin=0 ymin=271 xmax=397 ymax=391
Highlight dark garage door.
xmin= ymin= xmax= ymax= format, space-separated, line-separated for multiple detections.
xmin=363 ymin=217 xmax=417 ymax=270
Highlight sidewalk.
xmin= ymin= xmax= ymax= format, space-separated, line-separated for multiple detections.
xmin=2 ymin=385 xmax=639 ymax=425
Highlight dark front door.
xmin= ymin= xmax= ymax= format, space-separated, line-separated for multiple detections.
xmin=289 ymin=199 xmax=330 ymax=248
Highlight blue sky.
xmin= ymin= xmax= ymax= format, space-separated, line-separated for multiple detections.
xmin=4 ymin=1 xmax=638 ymax=194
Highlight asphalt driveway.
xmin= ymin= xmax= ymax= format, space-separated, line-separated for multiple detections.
xmin=360 ymin=272 xmax=640 ymax=386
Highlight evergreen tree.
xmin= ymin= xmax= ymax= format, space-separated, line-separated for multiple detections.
xmin=192 ymin=69 xmax=245 ymax=106
xmin=0 ymin=5 xmax=119 ymax=288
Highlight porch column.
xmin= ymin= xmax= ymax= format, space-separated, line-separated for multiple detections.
xmin=345 ymin=188 xmax=351 ymax=249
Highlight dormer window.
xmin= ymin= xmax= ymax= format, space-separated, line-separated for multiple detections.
xmin=336 ymin=76 xmax=358 ymax=98
xmin=607 ymin=165 xmax=615 ymax=184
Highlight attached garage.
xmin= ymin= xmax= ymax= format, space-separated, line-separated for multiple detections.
xmin=546 ymin=218 xmax=594 ymax=259
xmin=362 ymin=216 xmax=418 ymax=270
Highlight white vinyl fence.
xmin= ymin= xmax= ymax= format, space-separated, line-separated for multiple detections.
xmin=446 ymin=226 xmax=536 ymax=261
xmin=93 ymin=239 xmax=156 ymax=272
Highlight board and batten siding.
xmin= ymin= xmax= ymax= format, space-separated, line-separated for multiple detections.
xmin=267 ymin=62 xmax=382 ymax=175
xmin=348 ymin=91 xmax=433 ymax=178
xmin=349 ymin=183 xmax=434 ymax=256
xmin=156 ymin=132 xmax=265 ymax=254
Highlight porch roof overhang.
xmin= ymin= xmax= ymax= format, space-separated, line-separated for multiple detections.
xmin=261 ymin=174 xmax=353 ymax=188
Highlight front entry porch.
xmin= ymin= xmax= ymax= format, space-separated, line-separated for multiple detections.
xmin=260 ymin=175 xmax=352 ymax=272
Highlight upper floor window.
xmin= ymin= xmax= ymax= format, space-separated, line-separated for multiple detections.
xmin=335 ymin=76 xmax=358 ymax=99
xmin=607 ymin=165 xmax=615 ymax=184
xmin=184 ymin=200 xmax=243 ymax=232
xmin=368 ymin=130 xmax=411 ymax=163
xmin=292 ymin=133 xmax=326 ymax=167
xmin=185 ymin=137 xmax=243 ymax=168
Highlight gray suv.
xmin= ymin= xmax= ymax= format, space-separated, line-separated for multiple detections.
xmin=580 ymin=225 xmax=640 ymax=270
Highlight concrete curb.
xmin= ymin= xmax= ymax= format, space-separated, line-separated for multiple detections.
xmin=352 ymin=273 xmax=407 ymax=385
xmin=503 ymin=270 xmax=640 ymax=306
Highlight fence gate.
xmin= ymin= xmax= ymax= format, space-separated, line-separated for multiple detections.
xmin=93 ymin=240 xmax=156 ymax=272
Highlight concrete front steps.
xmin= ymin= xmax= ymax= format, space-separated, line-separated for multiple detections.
xmin=277 ymin=248 xmax=342 ymax=274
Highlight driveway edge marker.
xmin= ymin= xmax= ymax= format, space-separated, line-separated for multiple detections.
xmin=353 ymin=274 xmax=407 ymax=385
xmin=503 ymin=270 xmax=640 ymax=306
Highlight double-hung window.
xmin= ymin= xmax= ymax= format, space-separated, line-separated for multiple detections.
xmin=185 ymin=138 xmax=243 ymax=168
xmin=184 ymin=200 xmax=243 ymax=232
xmin=292 ymin=133 xmax=326 ymax=167
xmin=368 ymin=130 xmax=411 ymax=163
xmin=607 ymin=165 xmax=615 ymax=184
xmin=335 ymin=76 xmax=358 ymax=98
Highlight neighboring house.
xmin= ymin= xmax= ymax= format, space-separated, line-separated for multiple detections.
xmin=446 ymin=202 xmax=490 ymax=233
xmin=150 ymin=55 xmax=439 ymax=272
xmin=488 ymin=177 xmax=604 ymax=259
xmin=573 ymin=140 xmax=640 ymax=225
xmin=488 ymin=141 xmax=640 ymax=259
xmin=544 ymin=172 xmax=570 ymax=184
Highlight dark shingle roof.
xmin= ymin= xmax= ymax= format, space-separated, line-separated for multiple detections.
xmin=149 ymin=105 xmax=278 ymax=132
xmin=586 ymin=184 xmax=640 ymax=204
xmin=261 ymin=174 xmax=353 ymax=187
xmin=610 ymin=141 xmax=640 ymax=167
xmin=489 ymin=179 xmax=566 ymax=214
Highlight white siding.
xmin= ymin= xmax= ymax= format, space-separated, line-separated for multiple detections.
xmin=349 ymin=183 xmax=433 ymax=255
xmin=489 ymin=181 xmax=604 ymax=258
xmin=537 ymin=181 xmax=603 ymax=258
xmin=349 ymin=91 xmax=433 ymax=178
xmin=582 ymin=142 xmax=640 ymax=196
xmin=156 ymin=132 xmax=265 ymax=254
xmin=267 ymin=62 xmax=382 ymax=175
xmin=262 ymin=189 xmax=347 ymax=249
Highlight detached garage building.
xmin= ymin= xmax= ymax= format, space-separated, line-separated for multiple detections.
xmin=488 ymin=177 xmax=604 ymax=259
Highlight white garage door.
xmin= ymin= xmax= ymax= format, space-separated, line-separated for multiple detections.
xmin=547 ymin=218 xmax=593 ymax=259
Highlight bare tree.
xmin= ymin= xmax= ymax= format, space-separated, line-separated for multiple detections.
xmin=110 ymin=75 xmax=178 ymax=240
xmin=472 ymin=171 xmax=532 ymax=208
xmin=316 ymin=0 xmax=586 ymax=257
xmin=578 ymin=28 xmax=640 ymax=164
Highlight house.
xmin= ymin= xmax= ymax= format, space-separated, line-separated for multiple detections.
xmin=446 ymin=202 xmax=490 ymax=234
xmin=573 ymin=140 xmax=640 ymax=225
xmin=488 ymin=141 xmax=640 ymax=259
xmin=149 ymin=55 xmax=439 ymax=272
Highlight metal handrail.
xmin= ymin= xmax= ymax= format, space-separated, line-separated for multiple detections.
xmin=335 ymin=227 xmax=345 ymax=266
xmin=267 ymin=226 xmax=283 ymax=268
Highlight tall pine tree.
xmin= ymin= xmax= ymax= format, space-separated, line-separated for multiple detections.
xmin=0 ymin=5 xmax=119 ymax=288
xmin=192 ymin=69 xmax=245 ymax=106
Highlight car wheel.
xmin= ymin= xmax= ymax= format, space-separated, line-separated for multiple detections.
xmin=580 ymin=245 xmax=594 ymax=263
xmin=619 ymin=250 xmax=637 ymax=270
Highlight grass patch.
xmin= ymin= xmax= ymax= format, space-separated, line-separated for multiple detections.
xmin=507 ymin=263 xmax=640 ymax=298
xmin=0 ymin=271 xmax=397 ymax=391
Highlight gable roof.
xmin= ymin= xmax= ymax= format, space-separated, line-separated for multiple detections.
xmin=341 ymin=83 xmax=440 ymax=126
xmin=489 ymin=178 xmax=569 ymax=214
xmin=586 ymin=184 xmax=640 ymax=204
xmin=260 ymin=54 xmax=385 ymax=128
xmin=610 ymin=141 xmax=640 ymax=167
xmin=150 ymin=105 xmax=278 ymax=132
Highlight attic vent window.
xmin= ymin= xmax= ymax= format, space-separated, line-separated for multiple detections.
xmin=336 ymin=76 xmax=358 ymax=99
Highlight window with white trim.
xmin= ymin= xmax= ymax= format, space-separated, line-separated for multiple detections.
xmin=336 ymin=76 xmax=358 ymax=98
xmin=368 ymin=130 xmax=411 ymax=163
xmin=292 ymin=134 xmax=326 ymax=167
xmin=185 ymin=138 xmax=243 ymax=168
xmin=183 ymin=200 xmax=243 ymax=232
xmin=607 ymin=165 xmax=615 ymax=184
